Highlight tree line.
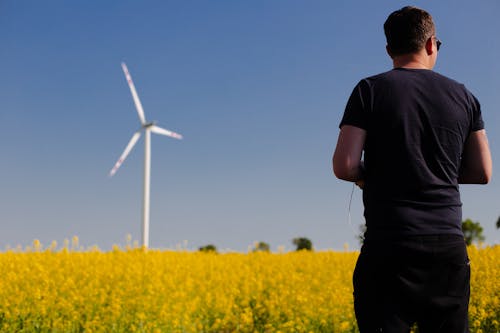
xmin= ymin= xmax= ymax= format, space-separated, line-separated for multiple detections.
xmin=199 ymin=217 xmax=499 ymax=253
xmin=199 ymin=237 xmax=313 ymax=253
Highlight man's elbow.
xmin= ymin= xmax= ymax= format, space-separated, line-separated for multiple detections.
xmin=458 ymin=168 xmax=492 ymax=184
xmin=333 ymin=160 xmax=357 ymax=182
xmin=476 ymin=160 xmax=493 ymax=184
xmin=479 ymin=170 xmax=492 ymax=184
xmin=333 ymin=165 xmax=348 ymax=181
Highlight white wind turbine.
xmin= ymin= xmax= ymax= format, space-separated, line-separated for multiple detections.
xmin=110 ymin=62 xmax=183 ymax=248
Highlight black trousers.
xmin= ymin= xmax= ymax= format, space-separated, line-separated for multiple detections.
xmin=353 ymin=234 xmax=470 ymax=333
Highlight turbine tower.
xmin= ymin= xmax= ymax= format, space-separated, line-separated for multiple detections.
xmin=110 ymin=62 xmax=183 ymax=248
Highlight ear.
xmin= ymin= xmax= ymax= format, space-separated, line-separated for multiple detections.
xmin=386 ymin=45 xmax=394 ymax=59
xmin=424 ymin=37 xmax=434 ymax=55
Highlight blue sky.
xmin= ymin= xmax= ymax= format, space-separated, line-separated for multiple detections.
xmin=1 ymin=1 xmax=498 ymax=251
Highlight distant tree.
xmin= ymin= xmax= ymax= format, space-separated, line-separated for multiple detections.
xmin=199 ymin=244 xmax=217 ymax=253
xmin=496 ymin=216 xmax=500 ymax=229
xmin=462 ymin=219 xmax=485 ymax=246
xmin=292 ymin=237 xmax=313 ymax=251
xmin=253 ymin=241 xmax=270 ymax=252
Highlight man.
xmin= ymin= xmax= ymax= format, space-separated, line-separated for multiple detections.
xmin=333 ymin=6 xmax=492 ymax=333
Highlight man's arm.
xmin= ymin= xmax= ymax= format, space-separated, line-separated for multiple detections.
xmin=333 ymin=125 xmax=366 ymax=183
xmin=458 ymin=129 xmax=492 ymax=184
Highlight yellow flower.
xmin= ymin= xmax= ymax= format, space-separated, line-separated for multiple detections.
xmin=0 ymin=242 xmax=497 ymax=332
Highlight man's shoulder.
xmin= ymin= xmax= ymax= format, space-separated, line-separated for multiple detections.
xmin=362 ymin=70 xmax=393 ymax=82
xmin=426 ymin=70 xmax=465 ymax=86
xmin=360 ymin=69 xmax=466 ymax=89
xmin=359 ymin=69 xmax=409 ymax=86
xmin=349 ymin=70 xmax=392 ymax=91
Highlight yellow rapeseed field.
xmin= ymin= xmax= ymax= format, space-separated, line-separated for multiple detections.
xmin=0 ymin=240 xmax=497 ymax=332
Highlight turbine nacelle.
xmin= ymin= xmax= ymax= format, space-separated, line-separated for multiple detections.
xmin=143 ymin=121 xmax=156 ymax=129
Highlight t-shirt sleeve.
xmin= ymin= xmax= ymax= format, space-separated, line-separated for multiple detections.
xmin=339 ymin=80 xmax=370 ymax=130
xmin=468 ymin=92 xmax=484 ymax=132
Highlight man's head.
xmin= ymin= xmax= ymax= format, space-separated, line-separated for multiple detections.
xmin=384 ymin=6 xmax=436 ymax=57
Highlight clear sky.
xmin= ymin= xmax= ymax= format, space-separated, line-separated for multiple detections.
xmin=1 ymin=1 xmax=498 ymax=251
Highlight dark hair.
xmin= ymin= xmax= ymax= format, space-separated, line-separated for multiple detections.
xmin=384 ymin=6 xmax=435 ymax=56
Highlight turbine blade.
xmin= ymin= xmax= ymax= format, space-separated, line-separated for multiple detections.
xmin=109 ymin=131 xmax=142 ymax=177
xmin=150 ymin=125 xmax=183 ymax=140
xmin=121 ymin=62 xmax=147 ymax=125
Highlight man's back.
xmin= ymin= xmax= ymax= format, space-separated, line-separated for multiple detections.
xmin=333 ymin=7 xmax=492 ymax=332
xmin=341 ymin=68 xmax=484 ymax=238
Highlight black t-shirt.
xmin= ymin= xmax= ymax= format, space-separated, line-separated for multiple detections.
xmin=340 ymin=68 xmax=484 ymax=239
